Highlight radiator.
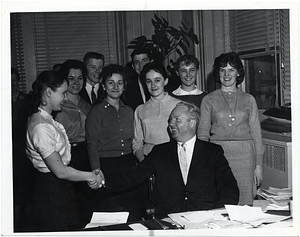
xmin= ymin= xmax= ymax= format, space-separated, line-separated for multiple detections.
xmin=260 ymin=137 xmax=292 ymax=189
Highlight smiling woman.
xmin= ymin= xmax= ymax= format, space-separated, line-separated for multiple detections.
xmin=132 ymin=62 xmax=181 ymax=162
xmin=197 ymin=52 xmax=264 ymax=206
xmin=85 ymin=64 xmax=142 ymax=221
xmin=54 ymin=60 xmax=95 ymax=225
xmin=26 ymin=70 xmax=102 ymax=231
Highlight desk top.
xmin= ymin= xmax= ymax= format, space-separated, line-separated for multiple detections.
xmin=72 ymin=201 xmax=292 ymax=231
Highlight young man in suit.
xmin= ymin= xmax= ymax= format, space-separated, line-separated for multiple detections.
xmin=79 ymin=52 xmax=104 ymax=105
xmin=94 ymin=101 xmax=239 ymax=217
xmin=124 ymin=48 xmax=151 ymax=111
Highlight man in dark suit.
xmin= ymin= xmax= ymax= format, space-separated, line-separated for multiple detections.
xmin=96 ymin=101 xmax=239 ymax=217
xmin=124 ymin=48 xmax=151 ymax=111
xmin=79 ymin=52 xmax=104 ymax=105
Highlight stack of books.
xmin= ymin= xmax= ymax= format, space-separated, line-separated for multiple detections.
xmin=257 ymin=187 xmax=292 ymax=211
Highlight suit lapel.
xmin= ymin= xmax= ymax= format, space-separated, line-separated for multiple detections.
xmin=79 ymin=88 xmax=92 ymax=105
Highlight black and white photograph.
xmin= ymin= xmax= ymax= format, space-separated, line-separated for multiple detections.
xmin=1 ymin=0 xmax=299 ymax=236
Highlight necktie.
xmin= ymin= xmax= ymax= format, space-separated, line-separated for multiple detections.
xmin=91 ymin=86 xmax=97 ymax=105
xmin=178 ymin=143 xmax=188 ymax=184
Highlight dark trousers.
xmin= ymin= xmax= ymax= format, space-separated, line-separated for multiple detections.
xmin=96 ymin=153 xmax=143 ymax=221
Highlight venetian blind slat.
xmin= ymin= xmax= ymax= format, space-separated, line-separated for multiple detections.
xmin=33 ymin=11 xmax=117 ymax=73
xmin=11 ymin=13 xmax=27 ymax=92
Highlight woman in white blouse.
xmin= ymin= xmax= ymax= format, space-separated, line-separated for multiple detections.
xmin=26 ymin=70 xmax=102 ymax=231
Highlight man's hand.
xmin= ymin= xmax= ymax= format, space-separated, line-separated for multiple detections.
xmin=88 ymin=169 xmax=105 ymax=189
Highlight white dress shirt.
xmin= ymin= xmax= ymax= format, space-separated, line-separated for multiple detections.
xmin=137 ymin=77 xmax=146 ymax=103
xmin=172 ymin=85 xmax=204 ymax=96
xmin=177 ymin=135 xmax=196 ymax=174
xmin=86 ymin=82 xmax=100 ymax=102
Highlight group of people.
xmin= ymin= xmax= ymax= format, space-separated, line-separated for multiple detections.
xmin=12 ymin=49 xmax=264 ymax=232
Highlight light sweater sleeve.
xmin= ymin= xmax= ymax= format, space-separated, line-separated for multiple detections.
xmin=248 ymin=95 xmax=264 ymax=165
xmin=85 ymin=107 xmax=102 ymax=170
xmin=132 ymin=107 xmax=145 ymax=155
xmin=197 ymin=94 xmax=211 ymax=141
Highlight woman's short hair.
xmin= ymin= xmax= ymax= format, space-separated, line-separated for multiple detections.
xmin=101 ymin=64 xmax=127 ymax=86
xmin=175 ymin=101 xmax=200 ymax=128
xmin=140 ymin=62 xmax=168 ymax=84
xmin=100 ymin=64 xmax=127 ymax=102
xmin=58 ymin=59 xmax=87 ymax=84
xmin=213 ymin=52 xmax=245 ymax=86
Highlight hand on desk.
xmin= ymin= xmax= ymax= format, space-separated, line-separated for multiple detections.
xmin=88 ymin=169 xmax=105 ymax=189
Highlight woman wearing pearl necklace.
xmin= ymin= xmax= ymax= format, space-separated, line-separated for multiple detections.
xmin=197 ymin=52 xmax=264 ymax=206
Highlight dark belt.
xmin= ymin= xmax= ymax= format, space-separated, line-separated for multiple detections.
xmin=70 ymin=141 xmax=86 ymax=147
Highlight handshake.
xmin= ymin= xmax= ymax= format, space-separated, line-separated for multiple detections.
xmin=88 ymin=169 xmax=105 ymax=189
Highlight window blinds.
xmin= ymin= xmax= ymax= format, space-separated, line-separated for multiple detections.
xmin=229 ymin=9 xmax=290 ymax=105
xmin=229 ymin=10 xmax=280 ymax=53
xmin=33 ymin=11 xmax=117 ymax=75
xmin=11 ymin=13 xmax=27 ymax=92
xmin=280 ymin=10 xmax=291 ymax=105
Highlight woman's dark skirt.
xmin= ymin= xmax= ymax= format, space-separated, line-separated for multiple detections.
xmin=32 ymin=172 xmax=80 ymax=232
xmin=69 ymin=144 xmax=97 ymax=227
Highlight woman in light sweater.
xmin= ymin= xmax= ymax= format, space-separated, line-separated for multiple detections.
xmin=133 ymin=62 xmax=181 ymax=162
xmin=197 ymin=52 xmax=264 ymax=206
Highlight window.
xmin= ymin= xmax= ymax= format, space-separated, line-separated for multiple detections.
xmin=229 ymin=9 xmax=290 ymax=108
xmin=33 ymin=11 xmax=118 ymax=75
xmin=243 ymin=53 xmax=280 ymax=109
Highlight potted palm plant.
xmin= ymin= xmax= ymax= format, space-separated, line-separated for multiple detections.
xmin=127 ymin=13 xmax=199 ymax=77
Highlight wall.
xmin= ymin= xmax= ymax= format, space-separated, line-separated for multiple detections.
xmin=200 ymin=10 xmax=229 ymax=93
xmin=15 ymin=10 xmax=192 ymax=92
xmin=123 ymin=10 xmax=188 ymax=63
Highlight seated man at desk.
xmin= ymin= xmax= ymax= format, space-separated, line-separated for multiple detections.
xmin=95 ymin=101 xmax=239 ymax=217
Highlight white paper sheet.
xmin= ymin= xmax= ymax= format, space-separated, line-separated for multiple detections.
xmin=128 ymin=223 xmax=148 ymax=230
xmin=168 ymin=209 xmax=228 ymax=229
xmin=168 ymin=205 xmax=291 ymax=229
xmin=225 ymin=205 xmax=291 ymax=227
xmin=85 ymin=212 xmax=129 ymax=229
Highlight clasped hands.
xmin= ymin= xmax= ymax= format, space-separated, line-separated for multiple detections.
xmin=88 ymin=169 xmax=105 ymax=189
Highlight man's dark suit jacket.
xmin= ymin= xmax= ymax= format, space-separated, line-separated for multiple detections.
xmin=124 ymin=72 xmax=150 ymax=111
xmin=79 ymin=85 xmax=104 ymax=105
xmin=104 ymin=138 xmax=239 ymax=215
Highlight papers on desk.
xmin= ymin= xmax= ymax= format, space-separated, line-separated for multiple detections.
xmin=85 ymin=212 xmax=129 ymax=229
xmin=168 ymin=205 xmax=291 ymax=229
xmin=257 ymin=187 xmax=292 ymax=211
xmin=128 ymin=223 xmax=149 ymax=230
xmin=257 ymin=186 xmax=292 ymax=200
xmin=168 ymin=209 xmax=228 ymax=229
xmin=225 ymin=205 xmax=290 ymax=228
